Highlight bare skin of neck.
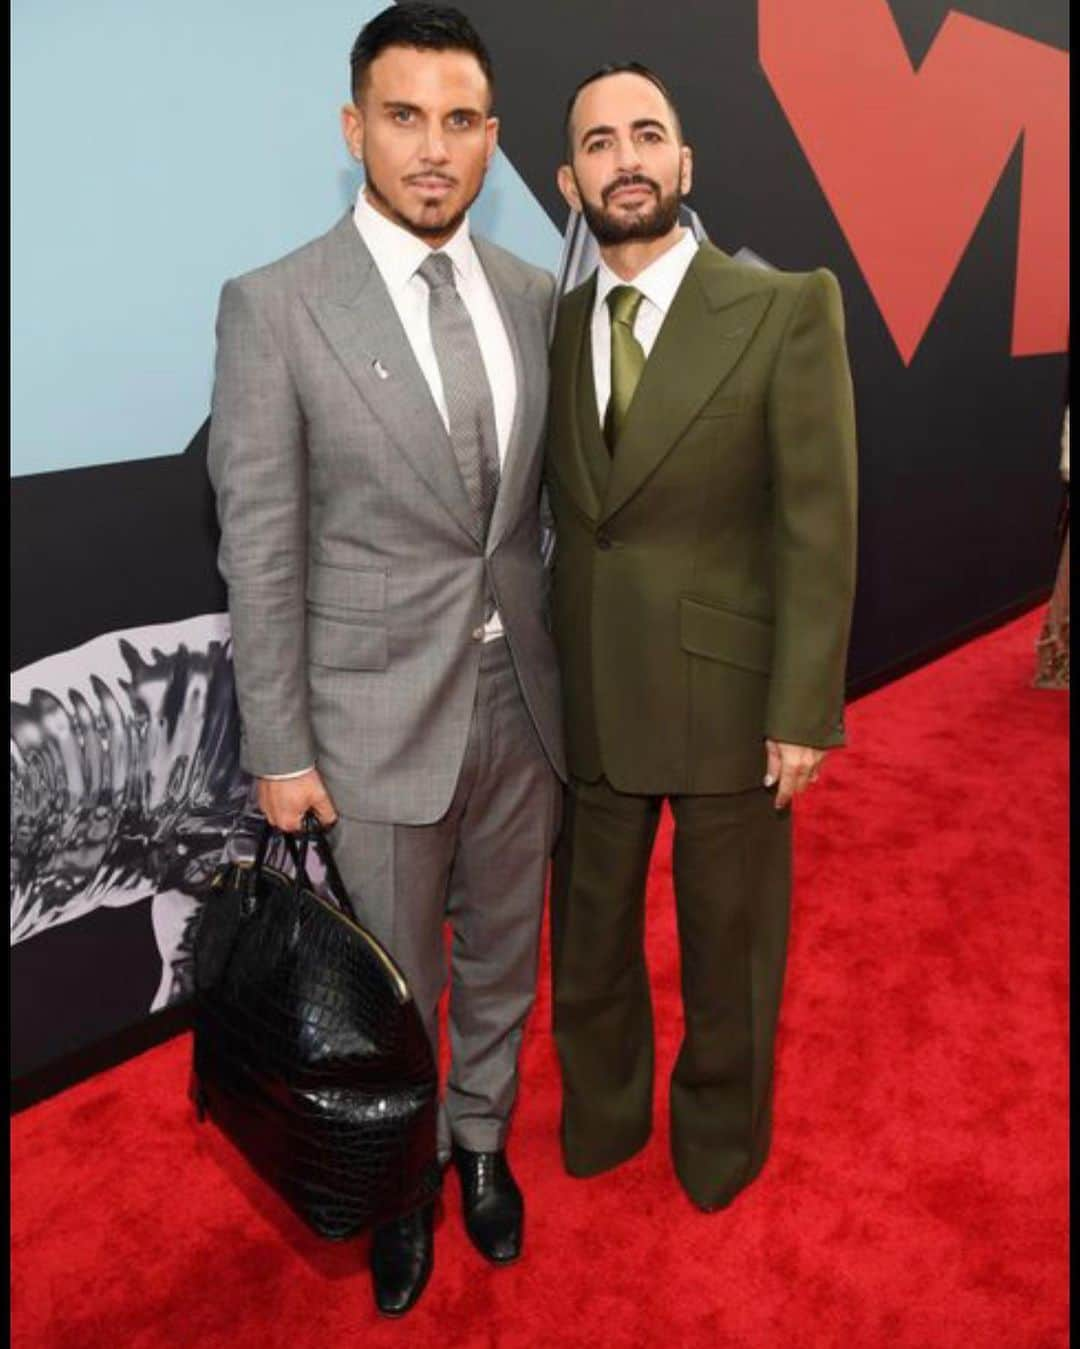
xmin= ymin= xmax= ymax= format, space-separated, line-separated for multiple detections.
xmin=599 ymin=224 xmax=686 ymax=281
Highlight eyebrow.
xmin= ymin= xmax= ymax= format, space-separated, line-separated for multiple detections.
xmin=381 ymin=100 xmax=486 ymax=118
xmin=580 ymin=117 xmax=668 ymax=144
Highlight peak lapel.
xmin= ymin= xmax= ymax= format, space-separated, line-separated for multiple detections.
xmin=600 ymin=245 xmax=774 ymax=524
xmin=303 ymin=216 xmax=479 ymax=544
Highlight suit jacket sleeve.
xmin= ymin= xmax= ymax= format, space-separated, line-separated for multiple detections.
xmin=765 ymin=268 xmax=858 ymax=748
xmin=206 ymin=277 xmax=316 ymax=777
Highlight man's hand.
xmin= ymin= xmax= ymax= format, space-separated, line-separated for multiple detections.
xmin=257 ymin=769 xmax=339 ymax=833
xmin=764 ymin=740 xmax=827 ymax=811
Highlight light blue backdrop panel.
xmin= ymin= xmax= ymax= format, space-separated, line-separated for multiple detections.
xmin=11 ymin=1 xmax=561 ymax=477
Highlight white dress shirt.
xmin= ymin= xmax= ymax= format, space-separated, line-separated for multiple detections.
xmin=354 ymin=189 xmax=518 ymax=466
xmin=591 ymin=227 xmax=700 ymax=422
xmin=262 ymin=192 xmax=519 ymax=782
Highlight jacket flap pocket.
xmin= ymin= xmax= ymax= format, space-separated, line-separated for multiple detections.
xmin=308 ymin=615 xmax=388 ymax=671
xmin=680 ymin=597 xmax=772 ymax=674
xmin=307 ymin=562 xmax=387 ymax=612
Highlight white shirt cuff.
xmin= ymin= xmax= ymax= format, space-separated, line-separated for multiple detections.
xmin=260 ymin=765 xmax=315 ymax=781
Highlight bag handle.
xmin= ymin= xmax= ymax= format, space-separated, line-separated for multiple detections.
xmin=248 ymin=812 xmax=352 ymax=914
xmin=276 ymin=812 xmax=354 ymax=917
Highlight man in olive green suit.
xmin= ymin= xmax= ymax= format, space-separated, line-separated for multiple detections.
xmin=545 ymin=63 xmax=857 ymax=1212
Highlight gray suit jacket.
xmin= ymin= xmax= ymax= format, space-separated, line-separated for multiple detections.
xmin=208 ymin=213 xmax=566 ymax=824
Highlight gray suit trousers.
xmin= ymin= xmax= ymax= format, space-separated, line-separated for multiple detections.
xmin=328 ymin=637 xmax=559 ymax=1158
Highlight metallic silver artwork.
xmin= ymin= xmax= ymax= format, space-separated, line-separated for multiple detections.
xmin=10 ymin=614 xmax=251 ymax=1010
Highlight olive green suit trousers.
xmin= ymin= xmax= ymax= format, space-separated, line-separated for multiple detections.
xmin=545 ymin=243 xmax=857 ymax=1209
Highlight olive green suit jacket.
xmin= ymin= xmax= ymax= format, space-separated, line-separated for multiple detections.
xmin=545 ymin=242 xmax=858 ymax=795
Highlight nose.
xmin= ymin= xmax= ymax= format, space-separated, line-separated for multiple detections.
xmin=614 ymin=135 xmax=642 ymax=174
xmin=421 ymin=125 xmax=450 ymax=165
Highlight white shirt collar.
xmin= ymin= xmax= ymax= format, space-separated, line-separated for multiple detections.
xmin=594 ymin=227 xmax=699 ymax=317
xmin=353 ymin=186 xmax=475 ymax=294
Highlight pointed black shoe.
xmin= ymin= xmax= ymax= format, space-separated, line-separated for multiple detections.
xmin=451 ymin=1144 xmax=524 ymax=1265
xmin=370 ymin=1202 xmax=435 ymax=1317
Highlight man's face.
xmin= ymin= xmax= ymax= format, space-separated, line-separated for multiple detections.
xmin=342 ymin=45 xmax=497 ymax=242
xmin=558 ymin=72 xmax=692 ymax=245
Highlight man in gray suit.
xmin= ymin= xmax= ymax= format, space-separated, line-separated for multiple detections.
xmin=207 ymin=4 xmax=564 ymax=1317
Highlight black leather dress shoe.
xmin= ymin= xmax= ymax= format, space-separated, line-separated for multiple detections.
xmin=370 ymin=1202 xmax=434 ymax=1317
xmin=451 ymin=1144 xmax=524 ymax=1265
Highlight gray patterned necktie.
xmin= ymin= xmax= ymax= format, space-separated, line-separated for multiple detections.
xmin=417 ymin=251 xmax=501 ymax=542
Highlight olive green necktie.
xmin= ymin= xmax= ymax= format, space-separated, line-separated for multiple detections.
xmin=603 ymin=284 xmax=646 ymax=451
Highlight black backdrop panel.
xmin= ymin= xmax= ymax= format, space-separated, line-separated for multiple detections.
xmin=11 ymin=426 xmax=222 ymax=671
xmin=11 ymin=904 xmax=162 ymax=1081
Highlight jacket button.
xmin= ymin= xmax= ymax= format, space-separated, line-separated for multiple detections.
xmin=472 ymin=626 xmax=486 ymax=641
xmin=596 ymin=532 xmax=612 ymax=550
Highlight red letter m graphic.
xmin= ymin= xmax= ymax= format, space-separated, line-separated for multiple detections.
xmin=760 ymin=1 xmax=1068 ymax=363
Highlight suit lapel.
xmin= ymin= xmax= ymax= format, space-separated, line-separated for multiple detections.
xmin=304 ymin=215 xmax=480 ymax=544
xmin=547 ymin=276 xmax=604 ymax=522
xmin=576 ymin=316 xmax=614 ymax=506
xmin=474 ymin=238 xmax=538 ymax=555
xmin=600 ymin=244 xmax=775 ymax=524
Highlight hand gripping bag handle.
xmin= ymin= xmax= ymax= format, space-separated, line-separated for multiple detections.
xmin=251 ymin=811 xmax=354 ymax=917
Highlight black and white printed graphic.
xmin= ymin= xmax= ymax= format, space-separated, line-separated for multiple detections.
xmin=11 ymin=615 xmax=250 ymax=1015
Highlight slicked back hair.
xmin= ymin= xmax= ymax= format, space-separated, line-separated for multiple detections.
xmin=564 ymin=61 xmax=683 ymax=159
xmin=349 ymin=2 xmax=496 ymax=107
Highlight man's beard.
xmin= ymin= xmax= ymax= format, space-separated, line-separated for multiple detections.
xmin=580 ymin=173 xmax=682 ymax=245
xmin=364 ymin=162 xmax=477 ymax=240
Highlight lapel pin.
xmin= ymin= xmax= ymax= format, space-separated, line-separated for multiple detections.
xmin=372 ymin=359 xmax=389 ymax=380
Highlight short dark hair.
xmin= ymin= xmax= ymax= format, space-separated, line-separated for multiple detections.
xmin=350 ymin=3 xmax=496 ymax=107
xmin=563 ymin=61 xmax=683 ymax=158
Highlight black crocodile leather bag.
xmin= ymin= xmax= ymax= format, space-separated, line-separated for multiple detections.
xmin=189 ymin=814 xmax=441 ymax=1239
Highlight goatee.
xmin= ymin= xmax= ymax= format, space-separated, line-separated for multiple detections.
xmin=581 ymin=175 xmax=682 ymax=245
xmin=363 ymin=166 xmax=470 ymax=241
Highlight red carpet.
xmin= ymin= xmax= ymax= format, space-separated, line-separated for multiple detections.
xmin=11 ymin=611 xmax=1069 ymax=1348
